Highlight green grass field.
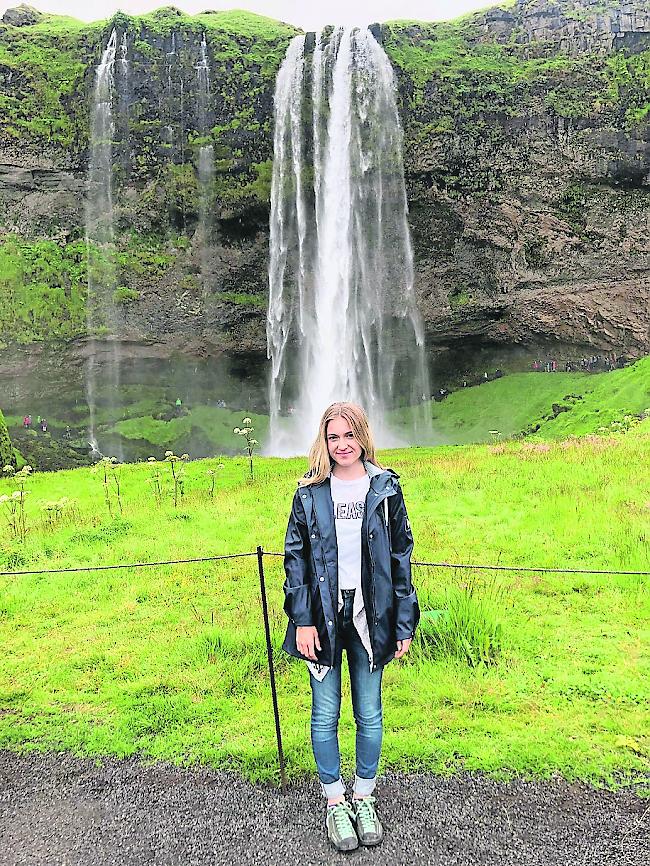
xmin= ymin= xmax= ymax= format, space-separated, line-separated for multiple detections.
xmin=0 ymin=423 xmax=648 ymax=791
xmin=423 ymin=356 xmax=650 ymax=444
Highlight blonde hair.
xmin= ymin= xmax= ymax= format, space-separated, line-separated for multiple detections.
xmin=299 ymin=402 xmax=383 ymax=486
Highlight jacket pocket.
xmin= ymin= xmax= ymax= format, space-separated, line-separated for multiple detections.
xmin=283 ymin=582 xmax=313 ymax=626
xmin=393 ymin=588 xmax=420 ymax=640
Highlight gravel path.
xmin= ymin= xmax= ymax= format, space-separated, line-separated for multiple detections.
xmin=0 ymin=752 xmax=647 ymax=866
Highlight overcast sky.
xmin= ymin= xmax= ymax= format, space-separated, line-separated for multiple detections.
xmin=1 ymin=1 xmax=499 ymax=29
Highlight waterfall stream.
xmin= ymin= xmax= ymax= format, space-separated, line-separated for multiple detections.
xmin=85 ymin=28 xmax=130 ymax=459
xmin=267 ymin=28 xmax=430 ymax=455
xmin=196 ymin=33 xmax=216 ymax=298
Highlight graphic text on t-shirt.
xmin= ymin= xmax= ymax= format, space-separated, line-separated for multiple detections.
xmin=334 ymin=501 xmax=365 ymax=520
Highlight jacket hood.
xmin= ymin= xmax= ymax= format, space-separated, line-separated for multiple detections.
xmin=363 ymin=459 xmax=399 ymax=486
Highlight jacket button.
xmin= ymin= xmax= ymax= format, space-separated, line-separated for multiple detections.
xmin=328 ymin=620 xmax=333 ymax=626
xmin=319 ymin=577 xmax=324 ymax=582
xmin=311 ymin=533 xmax=316 ymax=538
xmin=302 ymin=494 xmax=307 ymax=499
xmin=369 ymin=533 xmax=373 ymax=539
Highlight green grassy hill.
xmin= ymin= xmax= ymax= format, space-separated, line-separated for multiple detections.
xmin=0 ymin=430 xmax=647 ymax=787
xmin=424 ymin=356 xmax=650 ymax=444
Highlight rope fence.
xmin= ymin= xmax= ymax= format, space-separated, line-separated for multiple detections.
xmin=0 ymin=552 xmax=257 ymax=577
xmin=2 ymin=551 xmax=648 ymax=578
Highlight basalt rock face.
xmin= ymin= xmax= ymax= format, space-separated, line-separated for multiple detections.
xmin=384 ymin=0 xmax=650 ymax=359
xmin=0 ymin=0 xmax=648 ymax=362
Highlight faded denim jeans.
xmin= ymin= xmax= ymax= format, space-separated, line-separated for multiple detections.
xmin=309 ymin=589 xmax=384 ymax=798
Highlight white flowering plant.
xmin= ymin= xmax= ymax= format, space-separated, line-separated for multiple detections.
xmin=233 ymin=417 xmax=258 ymax=481
xmin=93 ymin=456 xmax=123 ymax=519
xmin=0 ymin=464 xmax=33 ymax=542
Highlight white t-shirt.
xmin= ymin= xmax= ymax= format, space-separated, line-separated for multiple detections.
xmin=330 ymin=472 xmax=370 ymax=592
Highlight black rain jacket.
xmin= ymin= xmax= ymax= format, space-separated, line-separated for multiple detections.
xmin=282 ymin=461 xmax=420 ymax=671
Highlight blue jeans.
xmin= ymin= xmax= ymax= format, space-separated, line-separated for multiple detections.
xmin=309 ymin=589 xmax=384 ymax=798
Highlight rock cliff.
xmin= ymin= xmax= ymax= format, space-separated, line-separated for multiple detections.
xmin=0 ymin=0 xmax=648 ymax=365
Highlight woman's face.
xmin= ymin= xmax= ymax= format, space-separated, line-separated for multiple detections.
xmin=326 ymin=416 xmax=363 ymax=468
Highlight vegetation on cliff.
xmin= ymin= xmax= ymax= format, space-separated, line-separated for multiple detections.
xmin=382 ymin=16 xmax=650 ymax=195
xmin=0 ymin=237 xmax=87 ymax=345
xmin=0 ymin=7 xmax=295 ymax=155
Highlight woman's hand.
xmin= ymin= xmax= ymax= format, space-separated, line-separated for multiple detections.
xmin=395 ymin=638 xmax=412 ymax=659
xmin=296 ymin=626 xmax=322 ymax=661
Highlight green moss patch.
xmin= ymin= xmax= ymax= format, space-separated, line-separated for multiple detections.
xmin=0 ymin=235 xmax=88 ymax=345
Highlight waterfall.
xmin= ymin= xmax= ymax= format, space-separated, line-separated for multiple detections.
xmin=267 ymin=28 xmax=430 ymax=455
xmin=85 ymin=27 xmax=127 ymax=459
xmin=267 ymin=35 xmax=307 ymax=441
xmin=117 ymin=31 xmax=130 ymax=177
xmin=196 ymin=33 xmax=215 ymax=297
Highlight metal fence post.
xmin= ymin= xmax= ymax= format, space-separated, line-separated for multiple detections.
xmin=256 ymin=544 xmax=288 ymax=793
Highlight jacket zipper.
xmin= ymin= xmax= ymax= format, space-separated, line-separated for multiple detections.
xmin=368 ymin=491 xmax=393 ymax=670
xmin=367 ymin=495 xmax=380 ymax=666
xmin=311 ymin=493 xmax=337 ymax=666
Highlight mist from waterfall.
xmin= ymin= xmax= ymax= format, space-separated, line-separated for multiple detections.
xmin=85 ymin=27 xmax=126 ymax=458
xmin=267 ymin=28 xmax=430 ymax=456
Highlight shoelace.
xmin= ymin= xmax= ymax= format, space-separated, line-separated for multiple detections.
xmin=354 ymin=796 xmax=377 ymax=832
xmin=330 ymin=802 xmax=355 ymax=835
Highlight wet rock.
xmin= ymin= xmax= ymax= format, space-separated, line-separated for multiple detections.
xmin=2 ymin=5 xmax=42 ymax=27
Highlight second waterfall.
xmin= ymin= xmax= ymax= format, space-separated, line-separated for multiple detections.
xmin=267 ymin=28 xmax=430 ymax=455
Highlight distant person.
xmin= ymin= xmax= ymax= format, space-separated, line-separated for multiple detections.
xmin=64 ymin=425 xmax=72 ymax=439
xmin=175 ymin=397 xmax=182 ymax=416
xmin=22 ymin=415 xmax=29 ymax=429
xmin=40 ymin=418 xmax=47 ymax=433
xmin=282 ymin=402 xmax=417 ymax=852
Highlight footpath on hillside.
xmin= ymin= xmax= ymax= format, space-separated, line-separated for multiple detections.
xmin=0 ymin=752 xmax=647 ymax=866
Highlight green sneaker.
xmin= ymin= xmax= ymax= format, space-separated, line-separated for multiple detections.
xmin=353 ymin=796 xmax=383 ymax=846
xmin=326 ymin=801 xmax=359 ymax=852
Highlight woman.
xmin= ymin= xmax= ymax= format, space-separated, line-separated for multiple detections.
xmin=282 ymin=401 xmax=419 ymax=852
